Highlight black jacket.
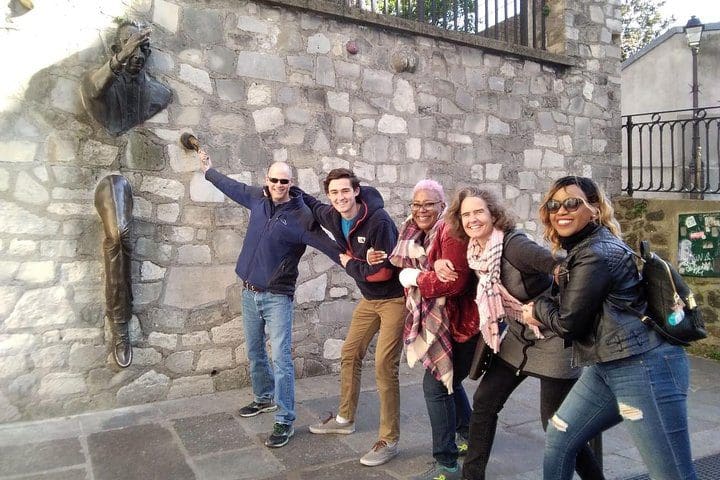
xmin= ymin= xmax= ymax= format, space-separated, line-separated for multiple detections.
xmin=533 ymin=224 xmax=664 ymax=367
xmin=300 ymin=186 xmax=404 ymax=300
xmin=498 ymin=230 xmax=579 ymax=379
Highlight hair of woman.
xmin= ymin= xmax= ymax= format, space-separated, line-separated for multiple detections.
xmin=413 ymin=179 xmax=445 ymax=203
xmin=445 ymin=186 xmax=516 ymax=240
xmin=539 ymin=176 xmax=622 ymax=252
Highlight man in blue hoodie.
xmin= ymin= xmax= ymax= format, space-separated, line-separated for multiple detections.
xmin=302 ymin=168 xmax=405 ymax=467
xmin=199 ymin=151 xmax=340 ymax=448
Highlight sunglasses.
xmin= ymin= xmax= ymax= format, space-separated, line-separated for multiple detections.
xmin=544 ymin=197 xmax=591 ymax=214
xmin=268 ymin=177 xmax=290 ymax=185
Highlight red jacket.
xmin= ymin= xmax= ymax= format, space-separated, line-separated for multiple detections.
xmin=416 ymin=222 xmax=479 ymax=343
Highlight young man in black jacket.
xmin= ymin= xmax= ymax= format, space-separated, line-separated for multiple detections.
xmin=199 ymin=151 xmax=340 ymax=448
xmin=303 ymin=168 xmax=405 ymax=466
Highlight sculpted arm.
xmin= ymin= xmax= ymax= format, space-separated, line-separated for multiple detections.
xmin=82 ymin=27 xmax=152 ymax=99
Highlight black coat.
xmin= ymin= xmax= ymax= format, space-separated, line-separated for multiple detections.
xmin=534 ymin=224 xmax=664 ymax=367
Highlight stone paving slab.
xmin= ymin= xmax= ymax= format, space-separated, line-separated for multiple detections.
xmin=172 ymin=412 xmax=251 ymax=456
xmin=88 ymin=424 xmax=195 ymax=480
xmin=0 ymin=438 xmax=84 ymax=477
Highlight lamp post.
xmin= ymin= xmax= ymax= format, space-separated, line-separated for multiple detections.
xmin=685 ymin=16 xmax=704 ymax=195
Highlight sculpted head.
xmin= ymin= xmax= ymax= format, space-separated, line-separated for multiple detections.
xmin=112 ymin=21 xmax=151 ymax=76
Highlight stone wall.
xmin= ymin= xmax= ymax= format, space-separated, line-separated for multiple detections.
xmin=0 ymin=0 xmax=622 ymax=421
xmin=614 ymin=197 xmax=720 ymax=342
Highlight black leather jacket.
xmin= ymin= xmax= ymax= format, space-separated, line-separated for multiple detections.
xmin=533 ymin=224 xmax=664 ymax=367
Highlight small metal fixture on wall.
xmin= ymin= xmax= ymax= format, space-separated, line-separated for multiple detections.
xmin=390 ymin=47 xmax=418 ymax=73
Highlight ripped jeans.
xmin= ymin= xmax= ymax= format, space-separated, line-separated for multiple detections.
xmin=544 ymin=342 xmax=696 ymax=480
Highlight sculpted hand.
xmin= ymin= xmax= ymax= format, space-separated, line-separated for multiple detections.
xmin=366 ymin=247 xmax=387 ymax=265
xmin=198 ymin=149 xmax=212 ymax=173
xmin=434 ymin=258 xmax=458 ymax=282
xmin=117 ymin=27 xmax=152 ymax=64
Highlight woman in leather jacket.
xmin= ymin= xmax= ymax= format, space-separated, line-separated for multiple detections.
xmin=439 ymin=187 xmax=603 ymax=480
xmin=524 ymin=176 xmax=696 ymax=480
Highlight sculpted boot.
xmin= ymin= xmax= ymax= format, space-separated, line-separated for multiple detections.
xmin=112 ymin=321 xmax=133 ymax=368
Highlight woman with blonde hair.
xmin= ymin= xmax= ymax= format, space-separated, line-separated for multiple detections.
xmin=523 ymin=176 xmax=696 ymax=480
xmin=438 ymin=186 xmax=603 ymax=480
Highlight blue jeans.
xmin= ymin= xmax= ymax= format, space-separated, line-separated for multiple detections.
xmin=424 ymin=335 xmax=476 ymax=468
xmin=544 ymin=342 xmax=696 ymax=480
xmin=242 ymin=289 xmax=295 ymax=425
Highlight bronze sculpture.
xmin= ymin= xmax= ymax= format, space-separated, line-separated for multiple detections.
xmin=82 ymin=21 xmax=174 ymax=367
xmin=95 ymin=174 xmax=134 ymax=368
xmin=80 ymin=20 xmax=172 ymax=135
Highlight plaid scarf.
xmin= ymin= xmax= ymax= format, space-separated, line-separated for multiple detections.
xmin=389 ymin=217 xmax=454 ymax=393
xmin=467 ymin=228 xmax=525 ymax=353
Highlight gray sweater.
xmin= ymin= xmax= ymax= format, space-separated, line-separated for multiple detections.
xmin=497 ymin=231 xmax=580 ymax=380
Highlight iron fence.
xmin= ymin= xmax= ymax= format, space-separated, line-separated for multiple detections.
xmin=622 ymin=106 xmax=720 ymax=197
xmin=338 ymin=0 xmax=548 ymax=49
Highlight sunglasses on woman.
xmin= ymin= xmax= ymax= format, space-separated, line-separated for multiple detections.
xmin=544 ymin=197 xmax=592 ymax=214
xmin=268 ymin=177 xmax=290 ymax=185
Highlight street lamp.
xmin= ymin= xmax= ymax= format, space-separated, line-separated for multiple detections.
xmin=685 ymin=15 xmax=704 ymax=194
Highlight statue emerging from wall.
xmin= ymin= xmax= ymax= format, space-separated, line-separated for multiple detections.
xmin=80 ymin=20 xmax=172 ymax=135
xmin=95 ymin=174 xmax=134 ymax=368
xmin=82 ymin=21 xmax=173 ymax=367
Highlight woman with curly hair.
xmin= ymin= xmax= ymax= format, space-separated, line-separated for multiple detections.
xmin=523 ymin=176 xmax=695 ymax=480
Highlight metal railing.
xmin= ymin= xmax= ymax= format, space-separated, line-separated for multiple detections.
xmin=622 ymin=106 xmax=720 ymax=197
xmin=339 ymin=0 xmax=548 ymax=49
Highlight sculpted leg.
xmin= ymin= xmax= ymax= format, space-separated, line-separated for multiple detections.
xmin=95 ymin=175 xmax=134 ymax=368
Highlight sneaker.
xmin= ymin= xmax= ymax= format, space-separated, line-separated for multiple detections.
xmin=410 ymin=461 xmax=461 ymax=480
xmin=264 ymin=422 xmax=294 ymax=448
xmin=456 ymin=432 xmax=468 ymax=457
xmin=359 ymin=439 xmax=398 ymax=466
xmin=309 ymin=412 xmax=355 ymax=434
xmin=238 ymin=400 xmax=278 ymax=417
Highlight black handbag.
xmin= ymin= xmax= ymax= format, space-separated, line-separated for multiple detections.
xmin=611 ymin=240 xmax=707 ymax=346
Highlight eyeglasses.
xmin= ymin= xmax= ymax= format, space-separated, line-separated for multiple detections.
xmin=409 ymin=201 xmax=441 ymax=211
xmin=268 ymin=177 xmax=290 ymax=185
xmin=544 ymin=197 xmax=591 ymax=214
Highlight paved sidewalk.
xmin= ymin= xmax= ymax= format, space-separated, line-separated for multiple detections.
xmin=0 ymin=355 xmax=718 ymax=480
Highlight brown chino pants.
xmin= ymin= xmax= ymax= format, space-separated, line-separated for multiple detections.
xmin=338 ymin=296 xmax=406 ymax=443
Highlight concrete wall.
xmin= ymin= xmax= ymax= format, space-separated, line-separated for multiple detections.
xmin=614 ymin=198 xmax=720 ymax=342
xmin=620 ymin=24 xmax=720 ymax=199
xmin=0 ymin=0 xmax=622 ymax=422
xmin=622 ymin=25 xmax=720 ymax=115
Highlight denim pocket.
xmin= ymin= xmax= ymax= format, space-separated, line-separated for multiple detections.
xmin=663 ymin=350 xmax=690 ymax=393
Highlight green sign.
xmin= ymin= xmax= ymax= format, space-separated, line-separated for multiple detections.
xmin=678 ymin=212 xmax=720 ymax=277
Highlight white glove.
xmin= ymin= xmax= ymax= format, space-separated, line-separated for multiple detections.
xmin=399 ymin=268 xmax=421 ymax=288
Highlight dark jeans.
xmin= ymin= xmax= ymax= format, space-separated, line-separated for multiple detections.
xmin=423 ymin=334 xmax=477 ymax=468
xmin=462 ymin=359 xmax=604 ymax=480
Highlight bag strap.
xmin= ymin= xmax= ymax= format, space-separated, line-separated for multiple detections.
xmin=605 ymin=296 xmax=689 ymax=346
